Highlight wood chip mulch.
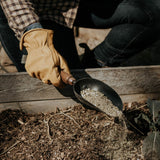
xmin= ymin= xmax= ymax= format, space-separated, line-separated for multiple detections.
xmin=0 ymin=104 xmax=146 ymax=160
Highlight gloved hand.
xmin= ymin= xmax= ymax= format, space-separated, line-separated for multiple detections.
xmin=20 ymin=28 xmax=70 ymax=88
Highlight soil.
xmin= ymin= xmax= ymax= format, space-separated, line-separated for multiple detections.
xmin=0 ymin=102 xmax=150 ymax=160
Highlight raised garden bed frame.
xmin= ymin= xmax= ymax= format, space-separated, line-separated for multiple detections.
xmin=0 ymin=65 xmax=160 ymax=113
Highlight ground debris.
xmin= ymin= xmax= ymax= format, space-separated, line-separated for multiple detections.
xmin=0 ymin=105 xmax=144 ymax=160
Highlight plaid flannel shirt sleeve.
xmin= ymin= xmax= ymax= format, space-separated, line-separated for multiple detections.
xmin=0 ymin=0 xmax=40 ymax=39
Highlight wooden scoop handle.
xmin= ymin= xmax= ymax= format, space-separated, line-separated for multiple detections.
xmin=60 ymin=71 xmax=76 ymax=85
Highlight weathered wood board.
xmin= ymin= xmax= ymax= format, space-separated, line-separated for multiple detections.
xmin=1 ymin=66 xmax=160 ymax=113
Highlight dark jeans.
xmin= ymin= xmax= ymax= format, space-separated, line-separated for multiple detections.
xmin=74 ymin=0 xmax=160 ymax=66
xmin=0 ymin=7 xmax=25 ymax=71
xmin=1 ymin=0 xmax=160 ymax=69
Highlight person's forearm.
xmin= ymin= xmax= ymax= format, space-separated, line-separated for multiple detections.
xmin=0 ymin=0 xmax=40 ymax=39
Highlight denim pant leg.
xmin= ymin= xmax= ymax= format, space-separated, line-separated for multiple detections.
xmin=0 ymin=6 xmax=25 ymax=71
xmin=75 ymin=0 xmax=160 ymax=66
xmin=94 ymin=0 xmax=160 ymax=66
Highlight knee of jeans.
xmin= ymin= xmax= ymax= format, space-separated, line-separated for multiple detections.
xmin=118 ymin=3 xmax=154 ymax=26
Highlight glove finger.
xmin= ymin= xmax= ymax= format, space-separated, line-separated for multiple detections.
xmin=25 ymin=64 xmax=42 ymax=80
xmin=51 ymin=47 xmax=70 ymax=74
xmin=42 ymin=67 xmax=65 ymax=88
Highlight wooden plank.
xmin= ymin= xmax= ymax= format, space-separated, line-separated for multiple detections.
xmin=0 ymin=65 xmax=160 ymax=103
xmin=121 ymin=93 xmax=160 ymax=103
xmin=0 ymin=99 xmax=79 ymax=114
xmin=1 ymin=93 xmax=160 ymax=114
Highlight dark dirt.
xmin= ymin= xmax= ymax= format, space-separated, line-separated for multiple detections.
xmin=0 ymin=103 xmax=150 ymax=160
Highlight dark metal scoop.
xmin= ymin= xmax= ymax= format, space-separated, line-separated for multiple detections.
xmin=61 ymin=71 xmax=123 ymax=112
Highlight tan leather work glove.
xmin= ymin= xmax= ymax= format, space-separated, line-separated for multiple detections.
xmin=20 ymin=28 xmax=70 ymax=88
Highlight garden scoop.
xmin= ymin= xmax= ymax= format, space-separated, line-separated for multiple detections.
xmin=60 ymin=71 xmax=123 ymax=115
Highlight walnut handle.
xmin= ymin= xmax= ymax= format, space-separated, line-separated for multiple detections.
xmin=60 ymin=71 xmax=76 ymax=85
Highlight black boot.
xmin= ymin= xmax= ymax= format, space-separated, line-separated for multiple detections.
xmin=80 ymin=43 xmax=101 ymax=69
